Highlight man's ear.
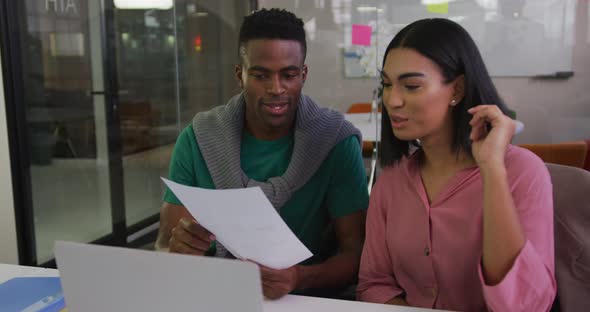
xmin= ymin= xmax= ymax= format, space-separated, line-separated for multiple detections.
xmin=302 ymin=64 xmax=308 ymax=84
xmin=452 ymin=75 xmax=465 ymax=105
xmin=235 ymin=64 xmax=244 ymax=89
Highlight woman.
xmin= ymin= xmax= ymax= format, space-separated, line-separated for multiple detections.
xmin=356 ymin=19 xmax=555 ymax=311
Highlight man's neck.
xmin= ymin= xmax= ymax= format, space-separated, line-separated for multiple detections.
xmin=244 ymin=119 xmax=292 ymax=141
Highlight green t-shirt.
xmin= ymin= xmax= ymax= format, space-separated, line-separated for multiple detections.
xmin=163 ymin=125 xmax=369 ymax=264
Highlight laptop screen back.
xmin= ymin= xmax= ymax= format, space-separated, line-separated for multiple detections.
xmin=54 ymin=241 xmax=263 ymax=312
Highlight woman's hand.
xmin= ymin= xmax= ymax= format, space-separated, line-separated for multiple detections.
xmin=468 ymin=105 xmax=516 ymax=171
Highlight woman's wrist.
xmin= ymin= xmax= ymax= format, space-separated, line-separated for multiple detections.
xmin=478 ymin=158 xmax=506 ymax=177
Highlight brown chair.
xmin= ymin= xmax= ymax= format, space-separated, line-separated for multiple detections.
xmin=346 ymin=103 xmax=381 ymax=157
xmin=519 ymin=141 xmax=587 ymax=168
xmin=547 ymin=163 xmax=590 ymax=311
xmin=346 ymin=102 xmax=382 ymax=114
xmin=584 ymin=140 xmax=590 ymax=171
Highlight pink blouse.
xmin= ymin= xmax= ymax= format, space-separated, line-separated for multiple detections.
xmin=357 ymin=145 xmax=556 ymax=311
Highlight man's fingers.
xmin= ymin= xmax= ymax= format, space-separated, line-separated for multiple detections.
xmin=179 ymin=218 xmax=215 ymax=241
xmin=261 ymin=280 xmax=275 ymax=298
xmin=171 ymin=226 xmax=211 ymax=251
xmin=262 ymin=283 xmax=283 ymax=300
xmin=262 ymin=286 xmax=276 ymax=299
xmin=169 ymin=235 xmax=206 ymax=255
xmin=259 ymin=266 xmax=293 ymax=300
xmin=259 ymin=266 xmax=284 ymax=283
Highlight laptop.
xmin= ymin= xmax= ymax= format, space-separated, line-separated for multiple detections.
xmin=54 ymin=241 xmax=263 ymax=312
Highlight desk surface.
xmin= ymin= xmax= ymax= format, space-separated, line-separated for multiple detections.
xmin=0 ymin=263 xmax=438 ymax=312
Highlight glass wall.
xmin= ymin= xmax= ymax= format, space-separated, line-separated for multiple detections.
xmin=3 ymin=0 xmax=250 ymax=265
xmin=17 ymin=0 xmax=114 ymax=264
xmin=115 ymin=4 xmax=180 ymax=229
xmin=116 ymin=0 xmax=249 ymax=228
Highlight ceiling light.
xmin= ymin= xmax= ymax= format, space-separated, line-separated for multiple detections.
xmin=114 ymin=0 xmax=173 ymax=10
xmin=357 ymin=6 xmax=383 ymax=13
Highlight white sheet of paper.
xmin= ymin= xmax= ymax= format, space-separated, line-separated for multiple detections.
xmin=161 ymin=178 xmax=313 ymax=269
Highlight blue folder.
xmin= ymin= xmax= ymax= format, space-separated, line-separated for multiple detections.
xmin=0 ymin=277 xmax=66 ymax=312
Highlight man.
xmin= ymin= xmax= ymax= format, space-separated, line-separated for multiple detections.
xmin=156 ymin=8 xmax=369 ymax=300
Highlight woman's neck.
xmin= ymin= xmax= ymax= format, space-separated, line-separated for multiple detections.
xmin=419 ymin=133 xmax=475 ymax=174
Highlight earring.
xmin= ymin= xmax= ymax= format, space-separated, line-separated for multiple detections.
xmin=451 ymin=99 xmax=457 ymax=105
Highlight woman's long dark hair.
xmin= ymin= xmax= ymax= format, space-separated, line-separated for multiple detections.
xmin=380 ymin=18 xmax=510 ymax=167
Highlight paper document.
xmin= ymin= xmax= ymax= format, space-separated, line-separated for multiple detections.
xmin=162 ymin=178 xmax=313 ymax=269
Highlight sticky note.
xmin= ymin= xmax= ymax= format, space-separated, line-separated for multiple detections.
xmin=427 ymin=2 xmax=449 ymax=14
xmin=352 ymin=24 xmax=372 ymax=46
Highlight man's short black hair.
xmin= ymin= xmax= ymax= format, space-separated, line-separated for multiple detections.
xmin=238 ymin=8 xmax=307 ymax=63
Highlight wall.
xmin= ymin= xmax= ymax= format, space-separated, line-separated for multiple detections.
xmin=0 ymin=45 xmax=19 ymax=264
xmin=261 ymin=0 xmax=590 ymax=144
xmin=495 ymin=0 xmax=590 ymax=144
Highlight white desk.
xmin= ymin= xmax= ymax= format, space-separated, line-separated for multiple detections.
xmin=0 ymin=263 xmax=438 ymax=312
xmin=345 ymin=113 xmax=381 ymax=142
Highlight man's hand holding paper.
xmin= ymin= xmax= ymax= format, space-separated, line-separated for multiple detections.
xmin=161 ymin=178 xmax=313 ymax=269
xmin=169 ymin=217 xmax=214 ymax=256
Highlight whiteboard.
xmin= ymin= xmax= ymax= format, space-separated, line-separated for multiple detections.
xmin=346 ymin=0 xmax=577 ymax=77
